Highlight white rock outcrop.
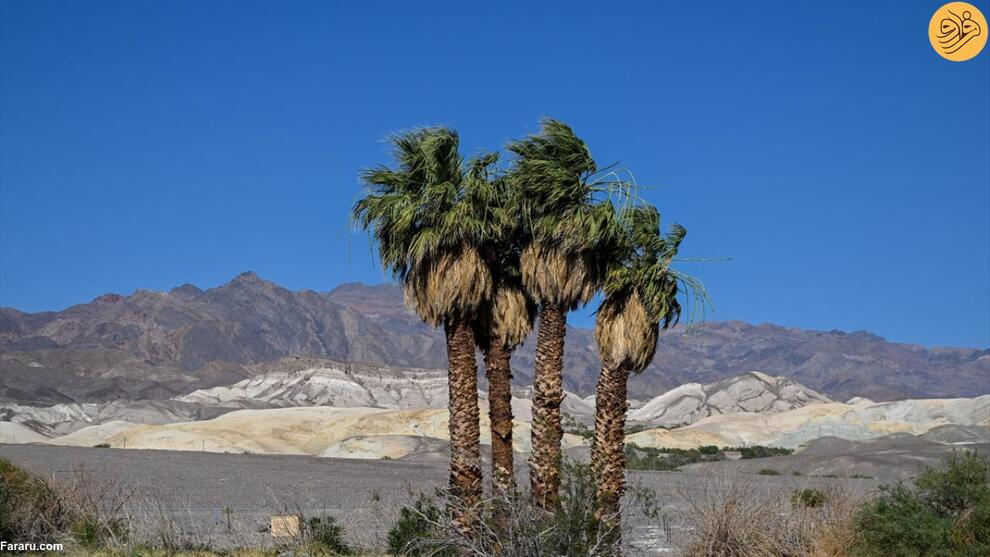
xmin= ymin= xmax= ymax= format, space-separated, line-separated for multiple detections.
xmin=629 ymin=371 xmax=833 ymax=427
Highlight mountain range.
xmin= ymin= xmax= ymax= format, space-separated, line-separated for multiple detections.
xmin=2 ymin=272 xmax=987 ymax=404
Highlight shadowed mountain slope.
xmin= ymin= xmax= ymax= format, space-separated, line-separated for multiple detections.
xmin=2 ymin=273 xmax=987 ymax=403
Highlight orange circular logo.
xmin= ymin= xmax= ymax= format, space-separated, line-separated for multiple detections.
xmin=929 ymin=2 xmax=987 ymax=61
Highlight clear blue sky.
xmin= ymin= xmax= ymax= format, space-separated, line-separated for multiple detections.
xmin=2 ymin=1 xmax=988 ymax=348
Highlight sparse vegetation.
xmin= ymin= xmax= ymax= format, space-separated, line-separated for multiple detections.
xmin=0 ymin=457 xmax=128 ymax=550
xmin=852 ymin=451 xmax=990 ymax=556
xmin=739 ymin=445 xmax=793 ymax=459
xmin=388 ymin=462 xmax=619 ymax=557
xmin=624 ymin=445 xmax=702 ymax=471
xmin=792 ymin=488 xmax=827 ymax=508
xmin=678 ymin=451 xmax=990 ymax=556
xmin=387 ymin=493 xmax=451 ymax=557
xmin=305 ymin=515 xmax=353 ymax=555
xmin=682 ymin=475 xmax=863 ymax=556
xmin=0 ymin=456 xmax=72 ymax=543
xmin=757 ymin=468 xmax=781 ymax=476
xmin=623 ymin=443 xmax=795 ymax=472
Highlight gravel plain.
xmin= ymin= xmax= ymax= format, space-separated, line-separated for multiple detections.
xmin=0 ymin=444 xmax=884 ymax=554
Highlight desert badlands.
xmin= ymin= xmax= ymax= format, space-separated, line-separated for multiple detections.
xmin=3 ymin=361 xmax=987 ymax=463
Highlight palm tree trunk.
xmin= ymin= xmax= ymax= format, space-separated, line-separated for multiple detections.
xmin=591 ymin=362 xmax=629 ymax=535
xmin=445 ymin=317 xmax=482 ymax=532
xmin=485 ymin=342 xmax=515 ymax=495
xmin=530 ymin=302 xmax=566 ymax=509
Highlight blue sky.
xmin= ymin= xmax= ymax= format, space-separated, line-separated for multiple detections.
xmin=1 ymin=0 xmax=988 ymax=348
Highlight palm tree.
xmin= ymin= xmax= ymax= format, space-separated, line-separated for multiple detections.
xmin=590 ymin=205 xmax=707 ymax=531
xmin=507 ymin=119 xmax=622 ymax=509
xmin=475 ymin=276 xmax=535 ymax=495
xmin=475 ymin=257 xmax=537 ymax=497
xmin=353 ymin=128 xmax=496 ymax=530
xmin=463 ymin=155 xmax=537 ymax=497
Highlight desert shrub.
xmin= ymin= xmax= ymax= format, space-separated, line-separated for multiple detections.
xmin=0 ymin=457 xmax=72 ymax=543
xmin=699 ymin=445 xmax=721 ymax=456
xmin=682 ymin=475 xmax=863 ymax=556
xmin=93 ymin=443 xmax=111 ymax=448
xmin=389 ymin=461 xmax=619 ymax=557
xmin=387 ymin=493 xmax=452 ymax=556
xmin=792 ymin=488 xmax=827 ymax=508
xmin=625 ymin=444 xmax=704 ymax=471
xmin=853 ymin=451 xmax=990 ymax=556
xmin=305 ymin=515 xmax=352 ymax=555
xmin=70 ymin=514 xmax=128 ymax=549
xmin=756 ymin=468 xmax=781 ymax=476
xmin=739 ymin=446 xmax=793 ymax=459
xmin=0 ymin=457 xmax=129 ymax=549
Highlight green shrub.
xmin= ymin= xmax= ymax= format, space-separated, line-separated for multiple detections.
xmin=853 ymin=451 xmax=990 ymax=556
xmin=792 ymin=488 xmax=827 ymax=508
xmin=388 ymin=462 xmax=619 ymax=557
xmin=92 ymin=443 xmax=111 ymax=448
xmin=305 ymin=515 xmax=352 ymax=555
xmin=756 ymin=468 xmax=781 ymax=476
xmin=698 ymin=445 xmax=721 ymax=456
xmin=70 ymin=515 xmax=128 ymax=548
xmin=624 ymin=444 xmax=704 ymax=471
xmin=387 ymin=494 xmax=451 ymax=556
xmin=739 ymin=445 xmax=793 ymax=459
xmin=0 ymin=457 xmax=72 ymax=543
xmin=0 ymin=457 xmax=128 ymax=549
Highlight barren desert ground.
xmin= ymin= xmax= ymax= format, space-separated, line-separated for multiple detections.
xmin=0 ymin=444 xmax=887 ymax=554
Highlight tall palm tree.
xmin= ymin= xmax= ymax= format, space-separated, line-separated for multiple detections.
xmin=507 ymin=119 xmax=622 ymax=509
xmin=590 ymin=205 xmax=707 ymax=531
xmin=464 ymin=155 xmax=537 ymax=497
xmin=353 ymin=128 xmax=496 ymax=530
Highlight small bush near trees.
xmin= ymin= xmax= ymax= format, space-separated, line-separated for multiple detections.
xmin=853 ymin=451 xmax=990 ymax=556
xmin=388 ymin=461 xmax=619 ymax=557
xmin=387 ymin=493 xmax=453 ymax=556
xmin=304 ymin=515 xmax=353 ymax=555
xmin=756 ymin=468 xmax=781 ymax=476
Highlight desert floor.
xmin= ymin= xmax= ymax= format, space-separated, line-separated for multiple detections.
xmin=0 ymin=444 xmax=890 ymax=554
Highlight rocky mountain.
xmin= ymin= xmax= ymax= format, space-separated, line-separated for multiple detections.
xmin=628 ymin=371 xmax=833 ymax=427
xmin=0 ymin=274 xmax=444 ymax=404
xmin=2 ymin=273 xmax=987 ymax=404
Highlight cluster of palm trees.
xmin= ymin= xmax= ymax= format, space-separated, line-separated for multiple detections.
xmin=353 ymin=119 xmax=705 ymax=535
